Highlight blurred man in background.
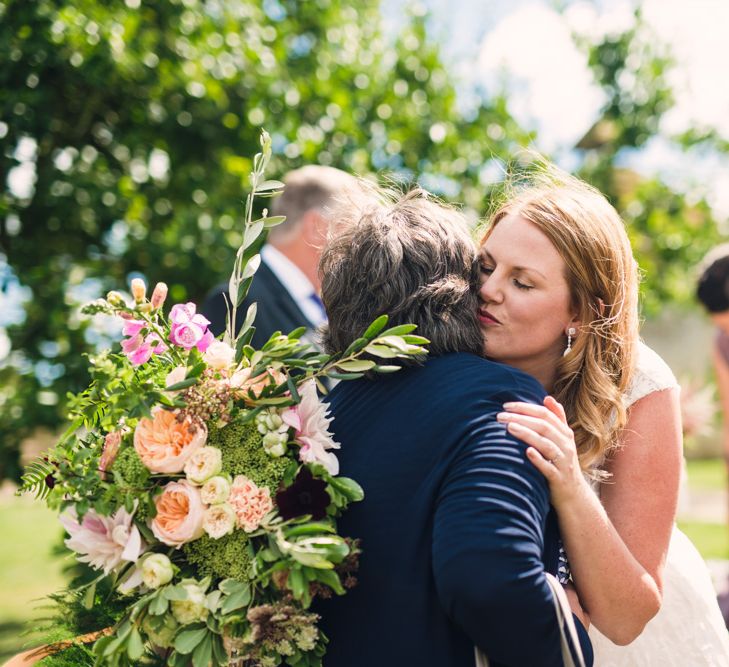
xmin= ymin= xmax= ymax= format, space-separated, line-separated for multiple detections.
xmin=202 ymin=165 xmax=359 ymax=347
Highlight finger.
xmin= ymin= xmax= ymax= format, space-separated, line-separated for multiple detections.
xmin=498 ymin=412 xmax=566 ymax=447
xmin=526 ymin=446 xmax=560 ymax=480
xmin=505 ymin=422 xmax=562 ymax=461
xmin=544 ymin=395 xmax=568 ymax=425
xmin=502 ymin=401 xmax=565 ymax=431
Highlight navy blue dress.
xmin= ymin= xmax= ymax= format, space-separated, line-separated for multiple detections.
xmin=319 ymin=353 xmax=592 ymax=666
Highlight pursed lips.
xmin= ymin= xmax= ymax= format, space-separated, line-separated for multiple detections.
xmin=477 ymin=306 xmax=501 ymax=326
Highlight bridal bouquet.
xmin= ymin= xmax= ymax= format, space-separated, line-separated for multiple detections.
xmin=20 ymin=132 xmax=428 ymax=667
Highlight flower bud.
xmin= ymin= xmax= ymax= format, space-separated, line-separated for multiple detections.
xmin=263 ymin=431 xmax=287 ymax=457
xmin=151 ymin=282 xmax=168 ymax=310
xmin=131 ymin=278 xmax=147 ymax=303
xmin=106 ymin=290 xmax=125 ymax=307
xmin=136 ymin=302 xmax=153 ymax=313
xmin=141 ymin=553 xmax=175 ymax=589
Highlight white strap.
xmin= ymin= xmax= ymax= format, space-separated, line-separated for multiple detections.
xmin=474 ymin=572 xmax=586 ymax=667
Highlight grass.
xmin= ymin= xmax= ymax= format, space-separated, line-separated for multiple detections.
xmin=678 ymin=520 xmax=729 ymax=560
xmin=0 ymin=492 xmax=67 ymax=663
xmin=686 ymin=457 xmax=727 ymax=491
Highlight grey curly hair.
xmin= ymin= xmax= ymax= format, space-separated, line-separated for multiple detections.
xmin=319 ymin=184 xmax=483 ymax=359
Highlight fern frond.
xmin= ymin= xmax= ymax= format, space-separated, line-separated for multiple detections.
xmin=18 ymin=457 xmax=56 ymax=500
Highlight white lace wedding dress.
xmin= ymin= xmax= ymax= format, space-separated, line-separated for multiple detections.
xmin=588 ymin=343 xmax=729 ymax=666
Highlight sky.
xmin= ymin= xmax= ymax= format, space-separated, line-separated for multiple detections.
xmin=383 ymin=0 xmax=729 ymax=218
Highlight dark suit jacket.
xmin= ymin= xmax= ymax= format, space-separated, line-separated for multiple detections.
xmin=201 ymin=260 xmax=316 ymax=348
xmin=320 ymin=353 xmax=593 ymax=667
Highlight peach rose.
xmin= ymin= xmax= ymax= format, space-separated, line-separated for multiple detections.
xmin=151 ymin=480 xmax=205 ymax=547
xmin=228 ymin=475 xmax=273 ymax=532
xmin=134 ymin=408 xmax=206 ymax=473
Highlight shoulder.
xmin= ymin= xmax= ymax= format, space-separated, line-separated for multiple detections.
xmin=420 ymin=354 xmax=547 ymax=407
xmin=623 ymin=342 xmax=678 ymax=409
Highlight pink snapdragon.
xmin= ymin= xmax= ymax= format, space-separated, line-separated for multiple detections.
xmin=60 ymin=506 xmax=144 ymax=575
xmin=121 ymin=319 xmax=167 ymax=365
xmin=168 ymin=303 xmax=214 ymax=352
xmin=282 ymin=380 xmax=341 ymax=475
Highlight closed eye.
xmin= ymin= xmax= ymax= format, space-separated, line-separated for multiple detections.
xmin=480 ymin=264 xmax=494 ymax=275
xmin=513 ymin=278 xmax=534 ymax=290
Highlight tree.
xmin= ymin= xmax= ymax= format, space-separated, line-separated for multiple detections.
xmin=0 ymin=0 xmax=525 ymax=480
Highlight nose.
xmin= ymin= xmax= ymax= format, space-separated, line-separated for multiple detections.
xmin=479 ymin=271 xmax=503 ymax=304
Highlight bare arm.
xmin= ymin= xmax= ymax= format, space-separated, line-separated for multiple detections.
xmin=499 ymin=388 xmax=682 ymax=644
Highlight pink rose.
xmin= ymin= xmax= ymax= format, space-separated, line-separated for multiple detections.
xmin=151 ymin=480 xmax=206 ymax=547
xmin=134 ymin=407 xmax=207 ymax=473
xmin=168 ymin=303 xmax=214 ymax=352
xmin=228 ymin=476 xmax=273 ymax=532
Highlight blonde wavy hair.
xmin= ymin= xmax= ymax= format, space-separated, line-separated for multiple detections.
xmin=482 ymin=171 xmax=640 ymax=473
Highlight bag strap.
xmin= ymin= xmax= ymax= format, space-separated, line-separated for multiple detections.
xmin=473 ymin=572 xmax=586 ymax=667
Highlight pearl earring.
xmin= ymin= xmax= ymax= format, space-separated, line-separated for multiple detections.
xmin=563 ymin=327 xmax=576 ymax=357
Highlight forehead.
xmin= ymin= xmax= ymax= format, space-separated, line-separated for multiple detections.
xmin=483 ymin=214 xmax=566 ymax=273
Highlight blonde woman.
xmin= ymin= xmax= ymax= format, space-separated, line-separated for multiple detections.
xmin=478 ymin=173 xmax=729 ymax=665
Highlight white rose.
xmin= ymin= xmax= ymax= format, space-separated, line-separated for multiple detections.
xmin=203 ymin=340 xmax=236 ymax=370
xmin=200 ymin=476 xmax=231 ymax=504
xmin=141 ymin=553 xmax=174 ymax=589
xmin=183 ymin=446 xmax=222 ymax=484
xmin=164 ymin=366 xmax=187 ymax=394
xmin=170 ymin=582 xmax=209 ymax=625
xmin=202 ymin=503 xmax=237 ymax=539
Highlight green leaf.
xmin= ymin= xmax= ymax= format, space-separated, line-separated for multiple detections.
xmin=287 ymin=374 xmax=301 ymax=403
xmin=174 ymin=625 xmax=208 ymax=655
xmin=336 ymin=359 xmax=376 ymax=372
xmin=330 ymin=476 xmax=365 ymax=502
xmin=401 ymin=334 xmax=430 ymax=345
xmin=364 ymin=344 xmax=399 ymax=358
xmin=242 ymin=220 xmax=265 ymax=252
xmin=148 ymin=591 xmax=169 ymax=616
xmin=242 ymin=254 xmax=261 ymax=280
xmin=287 ymin=325 xmax=307 ymax=339
xmin=284 ymin=521 xmax=336 ymax=537
xmin=316 ymin=569 xmax=346 ymax=595
xmin=326 ymin=371 xmax=364 ymax=380
xmin=380 ymin=324 xmax=417 ymax=336
xmin=127 ymin=626 xmax=145 ymax=661
xmin=192 ymin=635 xmax=213 ymax=667
xmin=373 ymin=364 xmax=402 ymax=373
xmin=83 ymin=580 xmax=97 ymax=609
xmin=262 ymin=215 xmax=286 ymax=228
xmin=165 ymin=377 xmax=199 ymax=391
xmin=255 ymin=179 xmax=285 ymax=192
xmin=220 ymin=583 xmax=252 ymax=614
xmin=288 ymin=568 xmax=306 ymax=599
xmin=362 ymin=314 xmax=388 ymax=339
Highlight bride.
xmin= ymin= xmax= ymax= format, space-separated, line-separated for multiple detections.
xmin=477 ymin=171 xmax=729 ymax=665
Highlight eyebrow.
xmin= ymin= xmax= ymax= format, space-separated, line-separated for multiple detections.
xmin=480 ymin=250 xmax=548 ymax=281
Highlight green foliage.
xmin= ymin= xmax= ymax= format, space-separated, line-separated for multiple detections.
xmin=183 ymin=532 xmax=255 ymax=582
xmin=209 ymin=420 xmax=289 ymax=491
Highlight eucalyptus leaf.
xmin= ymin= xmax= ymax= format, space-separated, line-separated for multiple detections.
xmin=326 ymin=371 xmax=365 ymax=380
xmin=336 ymin=359 xmax=375 ymax=372
xmin=364 ymin=344 xmax=399 ymax=358
xmin=255 ymin=179 xmax=285 ymax=192
xmin=362 ymin=314 xmax=388 ymax=339
xmin=242 ymin=220 xmax=265 ymax=252
xmin=380 ymin=324 xmax=418 ymax=336
xmin=165 ymin=377 xmax=199 ymax=392
xmin=242 ymin=254 xmax=261 ymax=280
xmin=261 ymin=214 xmax=286 ymax=228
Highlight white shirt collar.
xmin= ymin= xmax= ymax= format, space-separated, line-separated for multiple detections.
xmin=261 ymin=244 xmax=325 ymax=326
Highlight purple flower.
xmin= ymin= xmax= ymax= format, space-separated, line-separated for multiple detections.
xmin=60 ymin=506 xmax=145 ymax=575
xmin=275 ymin=467 xmax=330 ymax=520
xmin=168 ymin=303 xmax=214 ymax=352
xmin=121 ymin=320 xmax=167 ymax=365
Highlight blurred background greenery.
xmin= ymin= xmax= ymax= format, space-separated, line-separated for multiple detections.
xmin=2 ymin=0 xmax=729 ymax=660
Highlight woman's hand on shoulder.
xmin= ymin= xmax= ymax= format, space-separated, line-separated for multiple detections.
xmin=497 ymin=396 xmax=589 ymax=507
